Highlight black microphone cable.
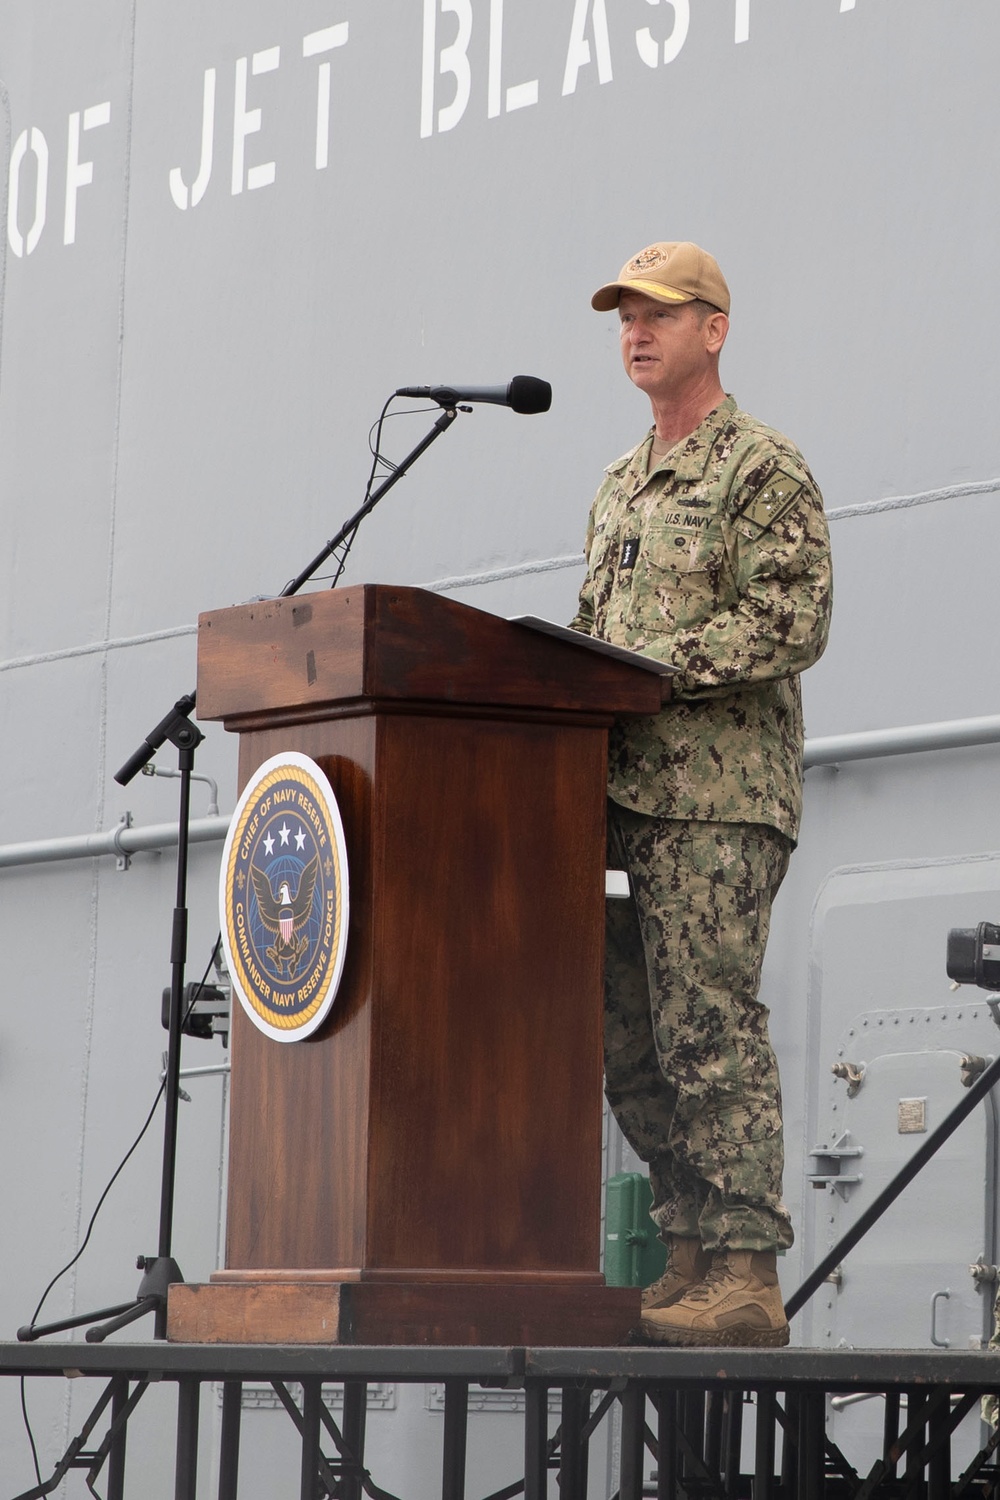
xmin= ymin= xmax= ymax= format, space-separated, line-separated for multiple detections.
xmin=18 ymin=937 xmax=225 ymax=1490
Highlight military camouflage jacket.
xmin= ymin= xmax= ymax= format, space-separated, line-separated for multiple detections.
xmin=570 ymin=396 xmax=832 ymax=842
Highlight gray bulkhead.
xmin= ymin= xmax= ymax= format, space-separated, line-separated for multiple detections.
xmin=0 ymin=0 xmax=997 ymax=1492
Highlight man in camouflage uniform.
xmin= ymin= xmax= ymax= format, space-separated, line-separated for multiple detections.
xmin=571 ymin=241 xmax=832 ymax=1346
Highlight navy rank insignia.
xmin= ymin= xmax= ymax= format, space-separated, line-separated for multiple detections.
xmin=219 ymin=752 xmax=349 ymax=1042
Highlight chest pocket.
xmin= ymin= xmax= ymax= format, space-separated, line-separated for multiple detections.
xmin=634 ymin=519 xmax=728 ymax=632
xmin=587 ymin=522 xmax=622 ymax=598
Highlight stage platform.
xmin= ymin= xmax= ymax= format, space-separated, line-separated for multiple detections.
xmin=3 ymin=1340 xmax=1000 ymax=1499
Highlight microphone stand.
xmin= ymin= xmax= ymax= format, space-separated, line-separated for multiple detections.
xmin=18 ymin=703 xmax=203 ymax=1344
xmin=17 ymin=401 xmax=460 ymax=1347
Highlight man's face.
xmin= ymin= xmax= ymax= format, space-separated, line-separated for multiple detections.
xmin=618 ymin=291 xmax=720 ymax=403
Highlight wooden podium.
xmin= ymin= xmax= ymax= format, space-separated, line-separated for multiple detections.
xmin=167 ymin=585 xmax=665 ymax=1345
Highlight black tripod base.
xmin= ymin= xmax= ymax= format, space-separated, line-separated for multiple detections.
xmin=17 ymin=1257 xmax=184 ymax=1344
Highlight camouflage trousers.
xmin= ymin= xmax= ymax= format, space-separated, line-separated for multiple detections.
xmin=604 ymin=802 xmax=795 ymax=1252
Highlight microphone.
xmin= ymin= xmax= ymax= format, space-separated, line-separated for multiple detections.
xmin=394 ymin=375 xmax=551 ymax=414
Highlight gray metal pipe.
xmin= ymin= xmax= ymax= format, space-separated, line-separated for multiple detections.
xmin=0 ymin=814 xmax=231 ymax=869
xmin=2 ymin=713 xmax=1000 ymax=872
xmin=803 ymin=713 xmax=1000 ymax=768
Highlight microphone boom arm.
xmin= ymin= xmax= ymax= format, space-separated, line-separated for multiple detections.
xmin=280 ymin=404 xmax=459 ymax=599
xmin=113 ymin=402 xmax=459 ymax=788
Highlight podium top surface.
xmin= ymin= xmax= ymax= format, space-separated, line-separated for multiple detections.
xmin=197 ymin=584 xmax=666 ymax=725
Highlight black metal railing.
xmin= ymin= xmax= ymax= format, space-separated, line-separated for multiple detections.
xmin=4 ymin=1341 xmax=1000 ymax=1500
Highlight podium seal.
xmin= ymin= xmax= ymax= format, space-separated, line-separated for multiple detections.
xmin=220 ymin=752 xmax=349 ymax=1042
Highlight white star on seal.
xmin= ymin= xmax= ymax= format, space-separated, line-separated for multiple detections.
xmin=263 ymin=832 xmax=275 ymax=855
xmin=294 ymin=827 xmax=306 ymax=851
xmin=278 ymin=822 xmax=291 ymax=845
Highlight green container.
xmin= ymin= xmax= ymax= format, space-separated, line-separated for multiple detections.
xmin=604 ymin=1172 xmax=667 ymax=1288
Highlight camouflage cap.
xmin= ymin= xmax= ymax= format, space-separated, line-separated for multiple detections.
xmin=592 ymin=241 xmax=731 ymax=316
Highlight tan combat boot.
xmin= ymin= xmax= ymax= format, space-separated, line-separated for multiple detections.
xmin=640 ymin=1236 xmax=710 ymax=1312
xmin=638 ymin=1248 xmax=790 ymax=1347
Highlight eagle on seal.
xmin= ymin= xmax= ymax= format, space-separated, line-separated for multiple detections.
xmin=250 ymin=855 xmax=320 ymax=979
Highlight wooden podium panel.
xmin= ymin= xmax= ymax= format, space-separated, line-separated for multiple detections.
xmin=194 ymin=583 xmax=664 ymax=727
xmin=169 ymin=587 xmax=662 ymax=1344
xmin=168 ymin=1277 xmax=639 ymax=1347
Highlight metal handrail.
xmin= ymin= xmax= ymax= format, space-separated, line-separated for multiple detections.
xmin=2 ymin=713 xmax=1000 ymax=873
xmin=0 ymin=814 xmax=230 ymax=869
xmin=804 ymin=713 xmax=1000 ymax=768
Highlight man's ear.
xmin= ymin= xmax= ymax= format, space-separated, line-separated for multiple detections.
xmin=705 ymin=311 xmax=729 ymax=355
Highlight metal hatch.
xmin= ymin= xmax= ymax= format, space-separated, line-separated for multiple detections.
xmin=808 ymin=1006 xmax=1000 ymax=1463
xmin=813 ymin=1045 xmax=996 ymax=1350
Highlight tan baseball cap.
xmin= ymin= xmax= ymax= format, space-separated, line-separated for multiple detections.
xmin=591 ymin=241 xmax=731 ymax=316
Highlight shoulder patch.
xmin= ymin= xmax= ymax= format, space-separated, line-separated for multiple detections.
xmin=738 ymin=469 xmax=804 ymax=532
